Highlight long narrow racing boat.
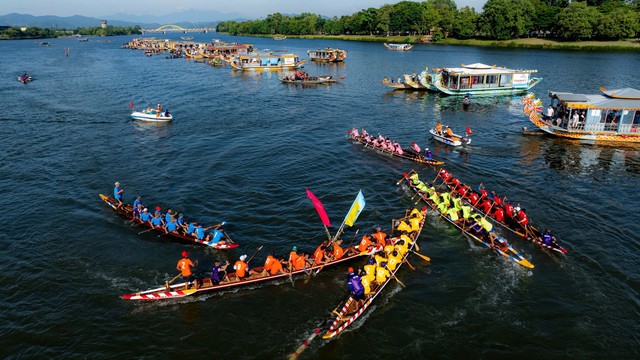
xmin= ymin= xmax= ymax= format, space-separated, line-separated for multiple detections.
xmin=435 ymin=168 xmax=568 ymax=254
xmin=348 ymin=129 xmax=444 ymax=166
xmin=399 ymin=171 xmax=534 ymax=269
xmin=99 ymin=194 xmax=238 ymax=250
xmin=322 ymin=207 xmax=428 ymax=339
xmin=121 ymin=244 xmax=382 ymax=300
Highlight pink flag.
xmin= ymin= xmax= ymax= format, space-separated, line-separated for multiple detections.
xmin=466 ymin=126 xmax=473 ymax=135
xmin=129 ymin=100 xmax=134 ymax=109
xmin=306 ymin=189 xmax=331 ymax=227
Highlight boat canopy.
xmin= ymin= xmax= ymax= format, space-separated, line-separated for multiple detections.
xmin=462 ymin=63 xmax=495 ymax=69
xmin=550 ymin=90 xmax=640 ymax=110
xmin=600 ymin=87 xmax=640 ymax=100
xmin=442 ymin=65 xmax=537 ymax=75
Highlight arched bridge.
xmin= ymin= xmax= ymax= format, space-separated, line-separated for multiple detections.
xmin=141 ymin=24 xmax=211 ymax=34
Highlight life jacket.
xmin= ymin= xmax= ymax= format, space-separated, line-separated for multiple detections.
xmin=409 ymin=173 xmax=420 ymax=185
xmin=357 ymin=235 xmax=373 ymax=252
xmin=461 ymin=206 xmax=472 ymax=219
xmin=447 ymin=208 xmax=459 ymax=222
xmin=415 ymin=182 xmax=428 ymax=192
xmin=348 ymin=273 xmax=364 ymax=295
xmin=441 ymin=192 xmax=451 ymax=206
xmin=480 ymin=218 xmax=493 ymax=232
xmin=234 ymin=260 xmax=248 ymax=278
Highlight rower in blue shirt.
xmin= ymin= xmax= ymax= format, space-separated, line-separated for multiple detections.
xmin=195 ymin=224 xmax=205 ymax=240
xmin=187 ymin=222 xmax=196 ymax=236
xmin=542 ymin=229 xmax=557 ymax=247
xmin=151 ymin=212 xmax=164 ymax=229
xmin=166 ymin=218 xmax=178 ymax=234
xmin=132 ymin=195 xmax=142 ymax=210
xmin=139 ymin=208 xmax=151 ymax=223
xmin=165 ymin=209 xmax=173 ymax=224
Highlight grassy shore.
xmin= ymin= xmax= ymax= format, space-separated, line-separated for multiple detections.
xmin=245 ymin=33 xmax=640 ymax=51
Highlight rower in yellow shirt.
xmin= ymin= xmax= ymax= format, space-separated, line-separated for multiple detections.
xmin=375 ymin=262 xmax=391 ymax=283
xmin=394 ymin=238 xmax=409 ymax=256
xmin=386 ymin=250 xmax=403 ymax=271
xmin=363 ymin=258 xmax=377 ymax=278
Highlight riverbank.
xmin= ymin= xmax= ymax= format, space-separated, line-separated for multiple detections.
xmin=231 ymin=33 xmax=640 ymax=52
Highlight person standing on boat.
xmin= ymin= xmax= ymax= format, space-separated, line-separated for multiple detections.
xmin=436 ymin=121 xmax=443 ymax=135
xmin=177 ymin=251 xmax=197 ymax=288
xmin=357 ymin=234 xmax=374 ymax=253
xmin=211 ymin=260 xmax=230 ymax=284
xmin=347 ymin=267 xmax=365 ymax=306
xmin=132 ymin=195 xmax=142 ymax=210
xmin=545 ymin=105 xmax=555 ymax=121
xmin=114 ymin=182 xmax=124 ymax=208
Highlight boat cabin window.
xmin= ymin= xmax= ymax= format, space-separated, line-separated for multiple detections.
xmin=486 ymin=75 xmax=499 ymax=85
xmin=499 ymin=74 xmax=511 ymax=87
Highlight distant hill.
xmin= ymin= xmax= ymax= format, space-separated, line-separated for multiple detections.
xmin=0 ymin=11 xmax=247 ymax=29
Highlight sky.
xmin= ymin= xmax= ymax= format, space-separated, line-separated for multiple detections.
xmin=1 ymin=0 xmax=488 ymax=18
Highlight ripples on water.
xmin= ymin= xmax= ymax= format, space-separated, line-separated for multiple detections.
xmin=0 ymin=34 xmax=639 ymax=358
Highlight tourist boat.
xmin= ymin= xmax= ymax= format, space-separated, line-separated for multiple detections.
xmin=437 ymin=168 xmax=568 ymax=254
xmin=522 ymin=88 xmax=640 ymax=143
xmin=208 ymin=41 xmax=254 ymax=56
xmin=429 ymin=128 xmax=471 ymax=147
xmin=384 ymin=43 xmax=413 ymax=51
xmin=278 ymin=75 xmax=344 ymax=85
xmin=180 ymin=36 xmax=194 ymax=41
xmin=229 ymin=53 xmax=304 ymax=71
xmin=347 ymin=129 xmax=444 ymax=166
xmin=307 ymin=48 xmax=347 ymax=63
xmin=399 ymin=171 xmax=534 ymax=269
xmin=273 ymin=35 xmax=286 ymax=40
xmin=421 ymin=63 xmax=542 ymax=96
xmin=403 ymin=74 xmax=429 ymax=90
xmin=122 ymin=190 xmax=375 ymax=301
xmin=18 ymin=74 xmax=32 ymax=84
xmin=130 ymin=108 xmax=173 ymax=122
xmin=99 ymin=194 xmax=238 ymax=250
xmin=322 ymin=207 xmax=428 ymax=339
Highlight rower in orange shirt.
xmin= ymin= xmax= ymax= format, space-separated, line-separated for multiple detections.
xmin=435 ymin=121 xmax=443 ymax=135
xmin=313 ymin=241 xmax=328 ymax=265
xmin=372 ymin=227 xmax=388 ymax=246
xmin=356 ymin=234 xmax=373 ymax=253
xmin=233 ymin=254 xmax=257 ymax=280
xmin=292 ymin=252 xmax=310 ymax=271
xmin=332 ymin=241 xmax=345 ymax=260
xmin=176 ymin=251 xmax=197 ymax=288
xmin=445 ymin=125 xmax=454 ymax=138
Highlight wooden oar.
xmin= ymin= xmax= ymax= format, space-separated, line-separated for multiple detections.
xmin=246 ymin=245 xmax=264 ymax=265
xmin=411 ymin=250 xmax=431 ymax=262
xmin=404 ymin=258 xmax=416 ymax=271
xmin=396 ymin=171 xmax=411 ymax=185
xmin=389 ymin=273 xmax=406 ymax=288
xmin=165 ymin=272 xmax=183 ymax=289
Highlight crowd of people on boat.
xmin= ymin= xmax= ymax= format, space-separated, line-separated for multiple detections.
xmin=113 ymin=182 xmax=226 ymax=246
xmin=408 ymin=170 xmax=559 ymax=250
xmin=171 ymin=210 xmax=424 ymax=291
xmin=382 ymin=76 xmax=404 ymax=84
xmin=349 ymin=128 xmax=434 ymax=161
xmin=282 ymin=70 xmax=311 ymax=81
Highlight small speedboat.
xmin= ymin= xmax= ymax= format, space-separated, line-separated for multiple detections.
xmin=131 ymin=109 xmax=173 ymax=122
xmin=429 ymin=128 xmax=471 ymax=147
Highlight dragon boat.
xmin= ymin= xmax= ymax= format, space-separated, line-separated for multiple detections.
xmin=436 ymin=169 xmax=568 ymax=254
xmin=307 ymin=48 xmax=347 ymax=63
xmin=399 ymin=171 xmax=534 ymax=269
xmin=123 ymin=190 xmax=375 ymax=301
xmin=99 ymin=194 xmax=238 ymax=250
xmin=347 ymin=129 xmax=444 ymax=166
xmin=121 ymin=244 xmax=382 ymax=301
xmin=321 ymin=207 xmax=428 ymax=339
xmin=278 ymin=75 xmax=344 ymax=85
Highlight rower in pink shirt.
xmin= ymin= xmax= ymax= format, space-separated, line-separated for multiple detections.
xmin=351 ymin=128 xmax=360 ymax=138
xmin=411 ymin=141 xmax=421 ymax=154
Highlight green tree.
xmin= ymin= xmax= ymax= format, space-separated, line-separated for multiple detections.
xmin=453 ymin=6 xmax=479 ymax=38
xmin=479 ymin=0 xmax=535 ymax=40
xmin=596 ymin=6 xmax=639 ymax=39
xmin=390 ymin=1 xmax=426 ymax=34
xmin=555 ymin=1 xmax=601 ymax=39
xmin=376 ymin=4 xmax=393 ymax=35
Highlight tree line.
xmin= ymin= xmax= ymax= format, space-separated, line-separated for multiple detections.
xmin=216 ymin=0 xmax=640 ymax=41
xmin=0 ymin=25 xmax=141 ymax=40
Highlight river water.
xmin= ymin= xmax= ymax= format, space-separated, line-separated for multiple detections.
xmin=1 ymin=33 xmax=639 ymax=359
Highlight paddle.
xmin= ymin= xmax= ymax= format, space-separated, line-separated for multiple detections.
xmin=345 ymin=229 xmax=360 ymax=250
xmin=390 ymin=273 xmax=406 ymax=288
xmin=404 ymin=258 xmax=416 ymax=271
xmin=411 ymin=250 xmax=431 ymax=262
xmin=165 ymin=272 xmax=183 ymax=289
xmin=396 ymin=171 xmax=412 ymax=185
xmin=247 ymin=245 xmax=264 ymax=264
xmin=137 ymin=227 xmax=154 ymax=235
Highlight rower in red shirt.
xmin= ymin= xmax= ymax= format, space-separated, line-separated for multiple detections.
xmin=504 ymin=201 xmax=515 ymax=218
xmin=490 ymin=206 xmax=505 ymax=222
xmin=450 ymin=177 xmax=461 ymax=189
xmin=479 ymin=198 xmax=493 ymax=213
xmin=467 ymin=191 xmax=479 ymax=206
xmin=517 ymin=208 xmax=530 ymax=227
xmin=491 ymin=191 xmax=503 ymax=207
xmin=457 ymin=186 xmax=468 ymax=198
